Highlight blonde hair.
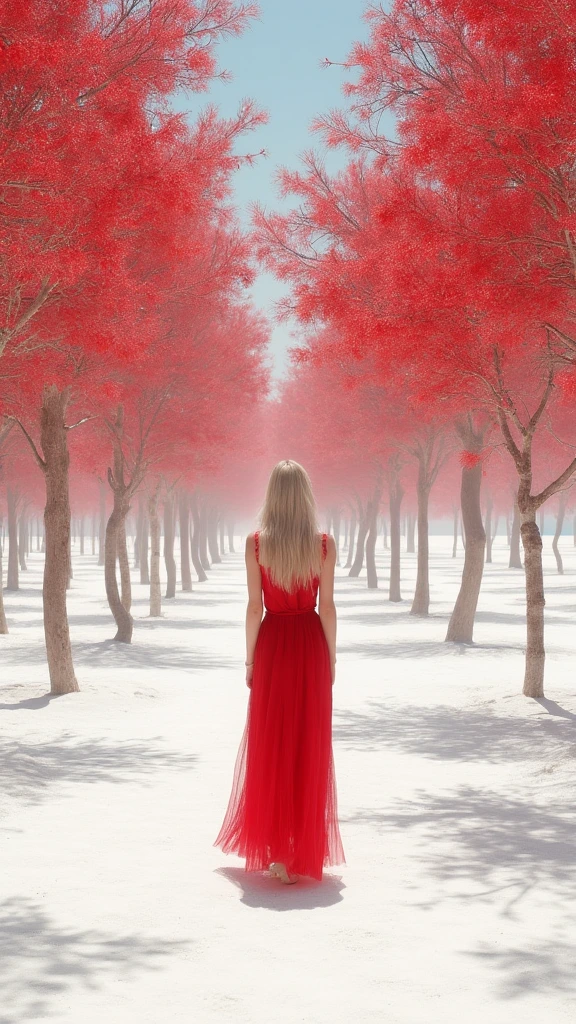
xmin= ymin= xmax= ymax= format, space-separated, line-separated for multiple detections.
xmin=256 ymin=460 xmax=324 ymax=592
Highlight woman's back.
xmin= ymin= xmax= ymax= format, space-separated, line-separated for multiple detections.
xmin=254 ymin=530 xmax=327 ymax=615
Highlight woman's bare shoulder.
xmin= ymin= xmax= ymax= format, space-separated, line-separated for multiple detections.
xmin=319 ymin=532 xmax=336 ymax=557
xmin=324 ymin=533 xmax=336 ymax=554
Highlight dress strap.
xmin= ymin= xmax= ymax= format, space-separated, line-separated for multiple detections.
xmin=322 ymin=532 xmax=327 ymax=561
xmin=254 ymin=530 xmax=259 ymax=564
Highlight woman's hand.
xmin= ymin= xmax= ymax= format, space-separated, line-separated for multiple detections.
xmin=331 ymin=659 xmax=336 ymax=686
xmin=246 ymin=663 xmax=254 ymax=688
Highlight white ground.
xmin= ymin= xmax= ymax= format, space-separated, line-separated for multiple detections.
xmin=1 ymin=533 xmax=575 ymax=1024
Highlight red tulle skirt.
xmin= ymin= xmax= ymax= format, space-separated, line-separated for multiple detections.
xmin=213 ymin=608 xmax=345 ymax=881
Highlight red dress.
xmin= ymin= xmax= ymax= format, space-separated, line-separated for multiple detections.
xmin=213 ymin=530 xmax=346 ymax=881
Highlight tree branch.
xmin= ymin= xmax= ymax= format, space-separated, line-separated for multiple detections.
xmin=9 ymin=418 xmax=46 ymax=472
xmin=65 ymin=416 xmax=95 ymax=431
xmin=534 ymin=458 xmax=576 ymax=508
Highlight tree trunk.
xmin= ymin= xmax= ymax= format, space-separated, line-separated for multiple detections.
xmin=198 ymin=496 xmax=211 ymax=570
xmin=509 ymin=499 xmax=522 ymax=568
xmin=411 ymin=466 xmax=430 ymax=616
xmin=67 ymin=529 xmax=73 ymax=585
xmin=520 ymin=514 xmax=545 ymax=698
xmin=40 ymin=386 xmax=79 ymax=693
xmin=382 ymin=516 xmax=388 ymax=550
xmin=452 ymin=505 xmax=459 ymax=558
xmin=164 ymin=492 xmax=177 ymax=599
xmin=445 ymin=426 xmax=485 ymax=644
xmin=134 ymin=498 xmax=144 ymax=570
xmin=227 ymin=521 xmax=235 ymax=553
xmin=345 ymin=509 xmax=357 ymax=568
xmin=98 ymin=480 xmax=106 ymax=567
xmin=365 ymin=478 xmax=382 ymax=589
xmin=139 ymin=504 xmax=150 ymax=585
xmin=389 ymin=474 xmax=404 ymax=602
xmin=179 ymin=492 xmax=192 ymax=592
xmin=104 ymin=408 xmax=134 ymax=643
xmin=348 ymin=508 xmax=367 ymax=577
xmin=18 ymin=512 xmax=27 ymax=571
xmin=91 ymin=514 xmax=96 ymax=556
xmin=332 ymin=507 xmax=341 ymax=565
xmin=492 ymin=514 xmax=499 ymax=545
xmin=0 ymin=532 xmax=8 ymax=634
xmin=552 ymin=492 xmax=566 ymax=575
xmin=6 ymin=489 xmax=19 ymax=591
xmin=191 ymin=493 xmax=208 ymax=581
xmin=117 ymin=519 xmax=131 ymax=613
xmin=79 ymin=516 xmax=85 ymax=556
xmin=104 ymin=502 xmax=133 ymax=644
xmin=219 ymin=517 xmax=226 ymax=556
xmin=385 ymin=468 xmax=403 ymax=602
xmin=406 ymin=512 xmax=416 ymax=553
xmin=149 ymin=485 xmax=162 ymax=617
xmin=207 ymin=505 xmax=222 ymax=564
xmin=485 ymin=494 xmax=493 ymax=564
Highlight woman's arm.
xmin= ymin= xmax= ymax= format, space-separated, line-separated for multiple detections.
xmin=318 ymin=535 xmax=337 ymax=684
xmin=245 ymin=534 xmax=263 ymax=686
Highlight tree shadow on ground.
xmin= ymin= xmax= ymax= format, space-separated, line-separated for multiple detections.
xmin=339 ymin=609 xmax=446 ymax=627
xmin=1 ymin=588 xmax=40 ymax=600
xmin=475 ymin=609 xmax=574 ymax=627
xmin=0 ymin=693 xmax=61 ymax=711
xmin=340 ymin=607 xmax=573 ymax=628
xmin=128 ymin=593 xmax=242 ymax=607
xmin=332 ymin=701 xmax=576 ymax=761
xmin=0 ymin=733 xmax=196 ymax=805
xmin=0 ymin=637 xmax=235 ymax=671
xmin=0 ymin=612 xmax=240 ymax=632
xmin=0 ymin=896 xmax=190 ymax=1024
xmin=134 ymin=616 xmax=239 ymax=631
xmin=462 ymin=937 xmax=576 ymax=1001
xmin=337 ymin=640 xmax=529 ymax=659
xmin=536 ymin=698 xmax=576 ymax=720
xmin=344 ymin=785 xmax=576 ymax=904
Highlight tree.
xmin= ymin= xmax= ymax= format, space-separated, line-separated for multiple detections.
xmin=0 ymin=0 xmax=262 ymax=691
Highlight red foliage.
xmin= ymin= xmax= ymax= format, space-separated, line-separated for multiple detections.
xmin=459 ymin=451 xmax=482 ymax=469
xmin=0 ymin=0 xmax=269 ymax=517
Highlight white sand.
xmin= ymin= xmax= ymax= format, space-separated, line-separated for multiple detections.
xmin=1 ymin=535 xmax=575 ymax=1023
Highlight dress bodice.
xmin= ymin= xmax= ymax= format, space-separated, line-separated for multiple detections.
xmin=254 ymin=531 xmax=327 ymax=615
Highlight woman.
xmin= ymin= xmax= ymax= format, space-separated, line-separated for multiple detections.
xmin=213 ymin=459 xmax=346 ymax=884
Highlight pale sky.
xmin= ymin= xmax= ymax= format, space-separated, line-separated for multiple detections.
xmin=172 ymin=2 xmax=387 ymax=386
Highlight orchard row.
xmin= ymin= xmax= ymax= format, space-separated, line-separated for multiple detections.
xmin=0 ymin=2 xmax=270 ymax=693
xmin=254 ymin=0 xmax=576 ymax=698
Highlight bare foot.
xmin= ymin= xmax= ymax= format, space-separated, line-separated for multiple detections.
xmin=269 ymin=861 xmax=299 ymax=884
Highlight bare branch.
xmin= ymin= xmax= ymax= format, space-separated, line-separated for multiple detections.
xmin=534 ymin=458 xmax=576 ymax=508
xmin=0 ymin=418 xmax=14 ymax=448
xmin=542 ymin=321 xmax=576 ymax=353
xmin=65 ymin=416 xmax=95 ymax=431
xmin=527 ymin=335 xmax=555 ymax=434
xmin=8 ymin=418 xmax=46 ymax=472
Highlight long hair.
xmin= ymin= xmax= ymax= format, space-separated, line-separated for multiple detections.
xmin=256 ymin=460 xmax=323 ymax=592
